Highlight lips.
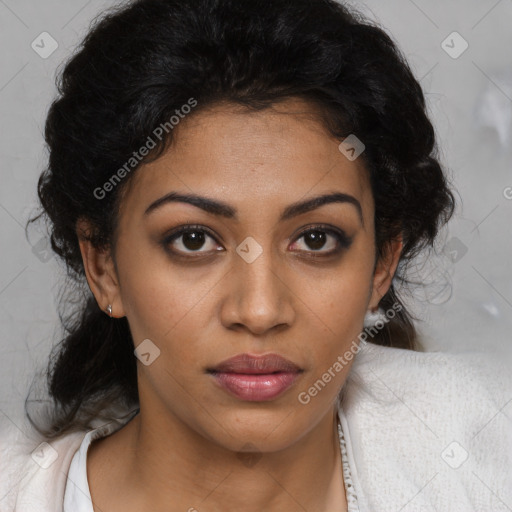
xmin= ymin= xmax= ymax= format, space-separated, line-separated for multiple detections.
xmin=207 ymin=353 xmax=303 ymax=401
xmin=208 ymin=353 xmax=302 ymax=374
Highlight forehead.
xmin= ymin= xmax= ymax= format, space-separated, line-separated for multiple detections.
xmin=118 ymin=99 xmax=373 ymax=223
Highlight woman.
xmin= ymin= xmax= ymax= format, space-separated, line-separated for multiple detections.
xmin=1 ymin=0 xmax=510 ymax=510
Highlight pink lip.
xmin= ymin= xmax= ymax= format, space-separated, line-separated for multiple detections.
xmin=207 ymin=353 xmax=303 ymax=401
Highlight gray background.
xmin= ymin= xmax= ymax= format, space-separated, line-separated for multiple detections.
xmin=1 ymin=0 xmax=511 ymax=429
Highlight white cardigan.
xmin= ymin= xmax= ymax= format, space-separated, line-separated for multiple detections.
xmin=1 ymin=342 xmax=511 ymax=511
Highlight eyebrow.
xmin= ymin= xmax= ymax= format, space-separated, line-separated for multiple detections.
xmin=144 ymin=191 xmax=363 ymax=224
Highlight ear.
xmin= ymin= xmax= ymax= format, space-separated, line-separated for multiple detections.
xmin=76 ymin=217 xmax=126 ymax=318
xmin=368 ymin=235 xmax=403 ymax=310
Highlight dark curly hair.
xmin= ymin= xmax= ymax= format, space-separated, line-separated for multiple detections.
xmin=26 ymin=0 xmax=455 ymax=439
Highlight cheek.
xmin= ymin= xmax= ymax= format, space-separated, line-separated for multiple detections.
xmin=298 ymin=246 xmax=375 ymax=370
xmin=114 ymin=241 xmax=189 ymax=337
xmin=116 ymin=242 xmax=224 ymax=367
xmin=303 ymin=248 xmax=375 ymax=331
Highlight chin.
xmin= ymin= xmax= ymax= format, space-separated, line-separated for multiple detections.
xmin=200 ymin=407 xmax=312 ymax=453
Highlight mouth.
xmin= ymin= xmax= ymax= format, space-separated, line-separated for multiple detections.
xmin=206 ymin=353 xmax=304 ymax=402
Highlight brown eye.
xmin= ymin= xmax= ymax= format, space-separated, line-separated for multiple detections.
xmin=302 ymin=230 xmax=328 ymax=251
xmin=290 ymin=225 xmax=352 ymax=255
xmin=180 ymin=231 xmax=207 ymax=251
xmin=163 ymin=225 xmax=223 ymax=255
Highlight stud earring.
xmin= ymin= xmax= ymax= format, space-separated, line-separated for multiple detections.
xmin=106 ymin=304 xmax=112 ymax=318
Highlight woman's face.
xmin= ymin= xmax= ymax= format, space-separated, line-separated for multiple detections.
xmin=82 ymin=98 xmax=398 ymax=453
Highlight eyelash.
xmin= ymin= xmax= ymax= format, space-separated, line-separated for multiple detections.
xmin=162 ymin=224 xmax=352 ymax=259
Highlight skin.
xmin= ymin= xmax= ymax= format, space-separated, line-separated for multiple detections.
xmin=77 ymin=98 xmax=402 ymax=512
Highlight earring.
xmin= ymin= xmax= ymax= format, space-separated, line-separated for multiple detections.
xmin=363 ymin=308 xmax=385 ymax=328
xmin=106 ymin=304 xmax=112 ymax=318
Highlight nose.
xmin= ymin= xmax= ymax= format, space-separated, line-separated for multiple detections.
xmin=219 ymin=244 xmax=295 ymax=336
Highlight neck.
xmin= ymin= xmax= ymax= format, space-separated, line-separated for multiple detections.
xmin=93 ymin=404 xmax=347 ymax=512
